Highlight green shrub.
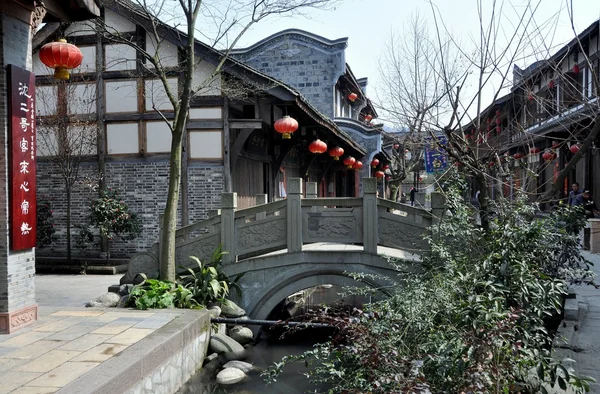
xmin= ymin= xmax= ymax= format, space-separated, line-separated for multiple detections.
xmin=128 ymin=277 xmax=200 ymax=310
xmin=36 ymin=196 xmax=55 ymax=247
xmin=178 ymin=245 xmax=243 ymax=306
xmin=263 ymin=178 xmax=596 ymax=393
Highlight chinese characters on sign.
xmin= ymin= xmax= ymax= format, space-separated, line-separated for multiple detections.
xmin=424 ymin=135 xmax=448 ymax=174
xmin=8 ymin=65 xmax=37 ymax=250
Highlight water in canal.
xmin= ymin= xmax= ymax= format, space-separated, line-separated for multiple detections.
xmin=177 ymin=284 xmax=369 ymax=394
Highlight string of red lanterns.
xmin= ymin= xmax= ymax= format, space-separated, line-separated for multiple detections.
xmin=370 ymin=158 xmax=379 ymax=168
xmin=308 ymin=139 xmax=327 ymax=154
xmin=328 ymin=146 xmax=344 ymax=161
xmin=352 ymin=161 xmax=363 ymax=170
xmin=274 ymin=116 xmax=298 ymax=139
xmin=348 ymin=93 xmax=358 ymax=102
xmin=374 ymin=171 xmax=385 ymax=179
xmin=343 ymin=156 xmax=356 ymax=169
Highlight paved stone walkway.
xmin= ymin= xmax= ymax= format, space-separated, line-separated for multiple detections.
xmin=0 ymin=274 xmax=183 ymax=394
xmin=552 ymin=251 xmax=600 ymax=394
xmin=568 ymin=251 xmax=600 ymax=393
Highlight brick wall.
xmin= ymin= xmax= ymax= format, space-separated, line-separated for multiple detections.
xmin=0 ymin=12 xmax=36 ymax=312
xmin=36 ymin=158 xmax=224 ymax=259
xmin=233 ymin=33 xmax=346 ymax=118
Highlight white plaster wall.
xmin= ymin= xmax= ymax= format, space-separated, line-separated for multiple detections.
xmin=146 ymin=34 xmax=179 ymax=68
xmin=146 ymin=121 xmax=172 ymax=153
xmin=105 ymin=9 xmax=137 ymax=33
xmin=105 ymin=80 xmax=138 ymax=113
xmin=193 ymin=60 xmax=221 ymax=96
xmin=107 ymin=123 xmax=139 ymax=154
xmin=189 ymin=107 xmax=222 ymax=119
xmin=105 ymin=44 xmax=137 ymax=71
xmin=145 ymin=78 xmax=177 ymax=111
xmin=189 ymin=130 xmax=222 ymax=159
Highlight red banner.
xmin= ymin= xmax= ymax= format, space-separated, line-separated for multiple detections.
xmin=8 ymin=65 xmax=37 ymax=251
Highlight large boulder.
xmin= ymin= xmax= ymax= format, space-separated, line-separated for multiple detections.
xmin=208 ymin=306 xmax=221 ymax=318
xmin=209 ymin=333 xmax=244 ymax=355
xmin=228 ymin=325 xmax=253 ymax=345
xmin=86 ymin=292 xmax=120 ymax=308
xmin=218 ymin=300 xmax=246 ymax=318
xmin=216 ymin=368 xmax=246 ymax=385
xmin=222 ymin=360 xmax=256 ymax=374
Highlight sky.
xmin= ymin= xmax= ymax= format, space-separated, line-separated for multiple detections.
xmin=236 ymin=0 xmax=600 ymax=119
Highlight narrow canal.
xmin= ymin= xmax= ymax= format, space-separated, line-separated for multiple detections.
xmin=177 ymin=284 xmax=368 ymax=394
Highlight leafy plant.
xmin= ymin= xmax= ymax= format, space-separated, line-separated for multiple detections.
xmin=263 ymin=176 xmax=596 ymax=393
xmin=128 ymin=276 xmax=200 ymax=310
xmin=36 ymin=196 xmax=55 ymax=247
xmin=178 ymin=244 xmax=243 ymax=307
xmin=89 ymin=188 xmax=141 ymax=241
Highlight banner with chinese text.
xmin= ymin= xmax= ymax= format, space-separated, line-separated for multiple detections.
xmin=8 ymin=65 xmax=36 ymax=250
xmin=424 ymin=135 xmax=448 ymax=174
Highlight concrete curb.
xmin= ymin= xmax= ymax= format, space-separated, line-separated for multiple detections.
xmin=57 ymin=309 xmax=211 ymax=394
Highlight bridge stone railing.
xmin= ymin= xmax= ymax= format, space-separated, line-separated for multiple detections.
xmin=120 ymin=178 xmax=443 ymax=282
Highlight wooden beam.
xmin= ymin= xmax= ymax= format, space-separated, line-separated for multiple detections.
xmin=229 ymin=119 xmax=262 ymax=129
xmin=186 ymin=119 xmax=224 ymax=129
xmin=104 ymin=113 xmax=175 ymax=122
xmin=272 ymin=142 xmax=302 ymax=182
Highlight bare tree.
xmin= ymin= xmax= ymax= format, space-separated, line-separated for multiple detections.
xmin=377 ymin=13 xmax=463 ymax=200
xmin=37 ymin=81 xmax=99 ymax=263
xmin=379 ymin=1 xmax=599 ymax=231
xmin=97 ymin=0 xmax=341 ymax=281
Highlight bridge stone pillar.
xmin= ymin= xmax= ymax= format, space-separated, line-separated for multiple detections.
xmin=363 ymin=178 xmax=378 ymax=254
xmin=256 ymin=194 xmax=267 ymax=220
xmin=287 ymin=178 xmax=303 ymax=253
xmin=221 ymin=193 xmax=237 ymax=264
xmin=306 ymin=182 xmax=317 ymax=198
xmin=430 ymin=193 xmax=446 ymax=224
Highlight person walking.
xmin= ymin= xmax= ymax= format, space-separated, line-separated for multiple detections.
xmin=568 ymin=182 xmax=583 ymax=206
xmin=410 ymin=187 xmax=416 ymax=207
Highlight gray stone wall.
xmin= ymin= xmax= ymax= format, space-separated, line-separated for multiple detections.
xmin=0 ymin=12 xmax=36 ymax=313
xmin=36 ymin=158 xmax=224 ymax=259
xmin=233 ymin=33 xmax=346 ymax=118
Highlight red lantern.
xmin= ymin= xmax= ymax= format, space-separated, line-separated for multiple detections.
xmin=364 ymin=114 xmax=373 ymax=122
xmin=385 ymin=175 xmax=391 ymax=181
xmin=274 ymin=116 xmax=298 ymax=139
xmin=496 ymin=125 xmax=501 ymax=133
xmin=573 ymin=64 xmax=580 ymax=74
xmin=570 ymin=144 xmax=580 ymax=154
xmin=552 ymin=141 xmax=561 ymax=149
xmin=352 ymin=161 xmax=363 ymax=170
xmin=374 ymin=171 xmax=385 ymax=179
xmin=382 ymin=164 xmax=389 ymax=170
xmin=496 ymin=109 xmax=501 ymax=116
xmin=393 ymin=143 xmax=400 ymax=149
xmin=488 ymin=161 xmax=495 ymax=167
xmin=548 ymin=80 xmax=555 ymax=89
xmin=308 ymin=139 xmax=327 ymax=154
xmin=39 ymin=38 xmax=83 ymax=80
xmin=328 ymin=146 xmax=344 ymax=161
xmin=513 ymin=152 xmax=524 ymax=160
xmin=348 ymin=93 xmax=358 ymax=102
xmin=343 ymin=156 xmax=356 ymax=169
xmin=495 ymin=118 xmax=501 ymax=124
xmin=530 ymin=147 xmax=541 ymax=154
xmin=542 ymin=151 xmax=556 ymax=161
xmin=370 ymin=158 xmax=380 ymax=168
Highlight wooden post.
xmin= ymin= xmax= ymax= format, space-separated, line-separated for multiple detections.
xmin=221 ymin=193 xmax=237 ymax=263
xmin=256 ymin=194 xmax=267 ymax=220
xmin=362 ymin=178 xmax=378 ymax=254
xmin=223 ymin=97 xmax=232 ymax=192
xmin=286 ymin=178 xmax=303 ymax=253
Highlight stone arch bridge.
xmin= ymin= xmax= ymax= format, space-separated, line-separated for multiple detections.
xmin=121 ymin=178 xmax=444 ymax=319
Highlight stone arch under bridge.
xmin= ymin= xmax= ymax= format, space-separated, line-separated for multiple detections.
xmin=221 ymin=247 xmax=421 ymax=322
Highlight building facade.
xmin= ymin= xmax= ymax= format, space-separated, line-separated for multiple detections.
xmin=33 ymin=1 xmax=366 ymax=260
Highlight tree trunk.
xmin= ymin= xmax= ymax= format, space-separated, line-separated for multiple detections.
xmin=160 ymin=129 xmax=184 ymax=281
xmin=475 ymin=172 xmax=490 ymax=232
xmin=66 ymin=183 xmax=71 ymax=264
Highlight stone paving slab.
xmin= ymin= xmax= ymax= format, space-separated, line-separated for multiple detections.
xmin=0 ymin=307 xmax=184 ymax=394
xmin=561 ymin=251 xmax=600 ymax=393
